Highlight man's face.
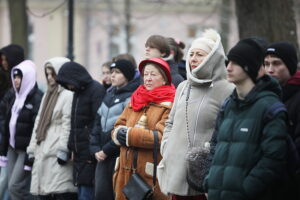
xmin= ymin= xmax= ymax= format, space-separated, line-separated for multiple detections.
xmin=264 ymin=55 xmax=291 ymax=85
xmin=226 ymin=61 xmax=250 ymax=85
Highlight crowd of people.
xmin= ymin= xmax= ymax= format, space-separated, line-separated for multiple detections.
xmin=0 ymin=30 xmax=299 ymax=200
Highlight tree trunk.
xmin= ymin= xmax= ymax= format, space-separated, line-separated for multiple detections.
xmin=220 ymin=0 xmax=232 ymax=52
xmin=7 ymin=0 xmax=28 ymax=57
xmin=235 ymin=0 xmax=298 ymax=48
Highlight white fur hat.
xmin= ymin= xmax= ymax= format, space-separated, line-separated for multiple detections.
xmin=190 ymin=29 xmax=219 ymax=54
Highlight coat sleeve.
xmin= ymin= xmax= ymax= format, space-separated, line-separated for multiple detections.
xmin=242 ymin=111 xmax=287 ymax=199
xmin=127 ymin=105 xmax=172 ymax=149
xmin=0 ymin=89 xmax=14 ymax=156
xmin=294 ymin=102 xmax=300 ymax=155
xmin=160 ymin=81 xmax=185 ymax=156
xmin=57 ymin=91 xmax=73 ymax=152
xmin=89 ymin=111 xmax=102 ymax=155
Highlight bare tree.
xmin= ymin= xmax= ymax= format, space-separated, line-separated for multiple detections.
xmin=7 ymin=0 xmax=28 ymax=56
xmin=235 ymin=0 xmax=298 ymax=48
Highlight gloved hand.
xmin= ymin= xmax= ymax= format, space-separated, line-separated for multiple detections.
xmin=57 ymin=157 xmax=67 ymax=165
xmin=116 ymin=128 xmax=127 ymax=146
xmin=57 ymin=150 xmax=69 ymax=165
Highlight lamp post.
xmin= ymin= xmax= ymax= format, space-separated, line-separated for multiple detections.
xmin=67 ymin=0 xmax=74 ymax=61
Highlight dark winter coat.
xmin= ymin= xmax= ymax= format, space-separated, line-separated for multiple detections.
xmin=56 ymin=61 xmax=105 ymax=186
xmin=0 ymin=85 xmax=43 ymax=156
xmin=282 ymin=70 xmax=300 ymax=154
xmin=90 ymin=79 xmax=139 ymax=158
xmin=167 ymin=60 xmax=184 ymax=88
xmin=90 ymin=79 xmax=139 ymax=200
xmin=205 ymin=75 xmax=288 ymax=200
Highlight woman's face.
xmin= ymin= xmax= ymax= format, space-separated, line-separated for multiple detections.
xmin=46 ymin=67 xmax=56 ymax=86
xmin=102 ymin=66 xmax=111 ymax=85
xmin=14 ymin=75 xmax=22 ymax=91
xmin=1 ymin=55 xmax=9 ymax=71
xmin=111 ymin=68 xmax=128 ymax=89
xmin=144 ymin=45 xmax=165 ymax=59
xmin=189 ymin=48 xmax=208 ymax=70
xmin=143 ymin=64 xmax=166 ymax=90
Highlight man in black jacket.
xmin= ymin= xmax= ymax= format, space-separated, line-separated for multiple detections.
xmin=56 ymin=61 xmax=105 ymax=200
xmin=264 ymin=42 xmax=300 ymax=198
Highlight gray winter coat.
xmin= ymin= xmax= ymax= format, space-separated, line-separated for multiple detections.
xmin=158 ymin=33 xmax=234 ymax=196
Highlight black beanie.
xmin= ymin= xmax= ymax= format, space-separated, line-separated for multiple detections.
xmin=265 ymin=42 xmax=298 ymax=76
xmin=110 ymin=59 xmax=135 ymax=82
xmin=13 ymin=68 xmax=23 ymax=78
xmin=227 ymin=38 xmax=264 ymax=83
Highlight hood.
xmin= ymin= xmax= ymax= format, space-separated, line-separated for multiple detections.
xmin=186 ymin=30 xmax=227 ymax=85
xmin=11 ymin=60 xmax=36 ymax=97
xmin=56 ymin=61 xmax=93 ymax=91
xmin=231 ymin=74 xmax=281 ymax=107
xmin=44 ymin=57 xmax=70 ymax=91
xmin=0 ymin=44 xmax=24 ymax=71
xmin=287 ymin=70 xmax=300 ymax=85
xmin=44 ymin=57 xmax=70 ymax=75
xmin=282 ymin=70 xmax=300 ymax=101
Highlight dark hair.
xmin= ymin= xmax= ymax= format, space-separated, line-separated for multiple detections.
xmin=102 ymin=61 xmax=112 ymax=69
xmin=145 ymin=35 xmax=170 ymax=58
xmin=112 ymin=53 xmax=137 ymax=69
xmin=166 ymin=37 xmax=185 ymax=62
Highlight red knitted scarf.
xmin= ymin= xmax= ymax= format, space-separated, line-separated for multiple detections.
xmin=130 ymin=85 xmax=176 ymax=111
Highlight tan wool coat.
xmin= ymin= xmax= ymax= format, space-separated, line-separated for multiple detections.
xmin=112 ymin=102 xmax=172 ymax=200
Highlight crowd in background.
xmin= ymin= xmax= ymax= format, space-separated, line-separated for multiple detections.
xmin=0 ymin=29 xmax=299 ymax=200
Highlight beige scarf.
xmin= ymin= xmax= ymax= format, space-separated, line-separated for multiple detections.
xmin=36 ymin=84 xmax=59 ymax=144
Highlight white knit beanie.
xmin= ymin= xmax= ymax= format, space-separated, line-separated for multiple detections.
xmin=190 ymin=29 xmax=219 ymax=54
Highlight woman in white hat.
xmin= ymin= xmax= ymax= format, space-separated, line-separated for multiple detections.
xmin=157 ymin=29 xmax=234 ymax=200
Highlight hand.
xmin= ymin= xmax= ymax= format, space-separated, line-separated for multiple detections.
xmin=95 ymin=151 xmax=107 ymax=162
xmin=57 ymin=157 xmax=67 ymax=165
xmin=116 ymin=128 xmax=127 ymax=146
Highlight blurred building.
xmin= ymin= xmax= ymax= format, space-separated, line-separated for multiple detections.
xmin=0 ymin=0 xmax=259 ymax=84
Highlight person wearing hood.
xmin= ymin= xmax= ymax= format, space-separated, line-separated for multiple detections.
xmin=0 ymin=44 xmax=24 ymax=200
xmin=0 ymin=44 xmax=25 ymax=100
xmin=56 ymin=61 xmax=105 ymax=200
xmin=157 ymin=29 xmax=234 ymax=200
xmin=26 ymin=57 xmax=77 ymax=199
xmin=90 ymin=59 xmax=139 ymax=200
xmin=144 ymin=35 xmax=184 ymax=88
xmin=204 ymin=39 xmax=288 ymax=200
xmin=0 ymin=60 xmax=43 ymax=200
xmin=264 ymin=41 xmax=300 ymax=198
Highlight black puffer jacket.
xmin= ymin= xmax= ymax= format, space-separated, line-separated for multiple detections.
xmin=0 ymin=85 xmax=43 ymax=156
xmin=56 ymin=61 xmax=105 ymax=186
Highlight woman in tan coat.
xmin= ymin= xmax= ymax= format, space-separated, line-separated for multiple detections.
xmin=112 ymin=57 xmax=176 ymax=200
